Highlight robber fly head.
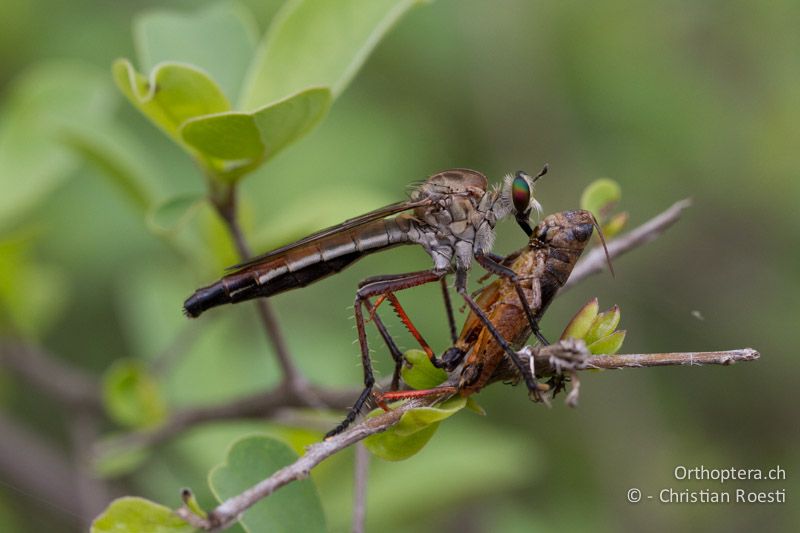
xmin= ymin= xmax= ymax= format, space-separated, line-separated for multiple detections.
xmin=499 ymin=164 xmax=547 ymax=236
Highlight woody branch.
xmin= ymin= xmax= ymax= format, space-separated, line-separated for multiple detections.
xmin=176 ymin=344 xmax=759 ymax=531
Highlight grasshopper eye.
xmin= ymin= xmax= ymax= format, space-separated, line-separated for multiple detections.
xmin=512 ymin=172 xmax=532 ymax=214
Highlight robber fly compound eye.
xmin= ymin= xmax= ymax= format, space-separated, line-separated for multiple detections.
xmin=512 ymin=171 xmax=532 ymax=215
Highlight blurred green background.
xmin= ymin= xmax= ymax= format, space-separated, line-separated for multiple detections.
xmin=1 ymin=0 xmax=798 ymax=532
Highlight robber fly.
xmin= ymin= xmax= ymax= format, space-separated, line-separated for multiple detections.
xmin=183 ymin=167 xmax=549 ymax=436
xmin=377 ymin=209 xmax=611 ymax=404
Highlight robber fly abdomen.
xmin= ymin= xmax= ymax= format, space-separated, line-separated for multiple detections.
xmin=184 ymin=216 xmax=416 ymax=317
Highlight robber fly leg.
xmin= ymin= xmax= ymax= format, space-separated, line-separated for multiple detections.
xmin=326 ymin=270 xmax=446 ymax=437
xmin=375 ymin=386 xmax=458 ymax=404
xmin=454 ymin=268 xmax=543 ymax=401
xmin=325 ymin=294 xmax=379 ymax=438
xmin=440 ymin=277 xmax=458 ymax=344
xmin=363 ymin=300 xmax=404 ymax=391
xmin=475 ymin=251 xmax=550 ymax=346
xmin=383 ymin=293 xmax=436 ymax=360
xmin=360 ymin=273 xmax=458 ymax=347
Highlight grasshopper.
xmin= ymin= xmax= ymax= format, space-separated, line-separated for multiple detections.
xmin=376 ymin=209 xmax=611 ymax=404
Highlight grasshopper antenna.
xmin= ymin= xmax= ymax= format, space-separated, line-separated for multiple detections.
xmin=589 ymin=213 xmax=615 ymax=277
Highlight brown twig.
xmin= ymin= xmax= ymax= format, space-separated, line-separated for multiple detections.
xmin=95 ymin=383 xmax=360 ymax=456
xmin=0 ymin=341 xmax=101 ymax=410
xmin=175 ymin=395 xmax=439 ymax=531
xmin=583 ymin=348 xmax=760 ymax=369
xmin=174 ymin=345 xmax=758 ymax=531
xmin=0 ymin=411 xmax=87 ymax=525
xmin=562 ymin=198 xmax=692 ymax=291
xmin=352 ymin=442 xmax=370 ymax=533
xmin=69 ymin=409 xmax=115 ymax=529
xmin=212 ymin=184 xmax=302 ymax=389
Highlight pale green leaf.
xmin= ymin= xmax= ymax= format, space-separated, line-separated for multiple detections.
xmin=180 ymin=113 xmax=264 ymax=161
xmin=91 ymin=497 xmax=195 ymax=533
xmin=0 ymin=61 xmax=115 ymax=231
xmin=364 ymin=396 xmax=466 ymax=461
xmin=180 ymin=87 xmax=331 ymax=181
xmin=0 ymin=230 xmax=69 ymax=337
xmin=560 ymin=297 xmax=599 ymax=340
xmin=102 ymin=359 xmax=168 ymax=428
xmin=464 ymin=397 xmax=486 ymax=416
xmin=580 ymin=178 xmax=621 ymax=221
xmin=61 ymin=125 xmax=155 ymax=213
xmin=240 ymin=0 xmax=427 ymax=109
xmin=250 ymin=87 xmax=331 ymax=163
xmin=146 ymin=194 xmax=206 ymax=235
xmin=601 ymin=211 xmax=628 ymax=239
xmin=112 ymin=59 xmax=230 ymax=147
xmin=584 ymin=305 xmax=621 ymax=345
xmin=365 ymin=421 xmax=441 ymax=462
xmin=92 ymin=437 xmax=152 ymax=479
xmin=209 ymin=435 xmax=326 ymax=533
xmin=401 ymin=349 xmax=447 ymax=390
xmin=587 ymin=330 xmax=627 ymax=355
xmin=135 ymin=1 xmax=258 ymax=101
xmin=180 ymin=491 xmax=207 ymax=520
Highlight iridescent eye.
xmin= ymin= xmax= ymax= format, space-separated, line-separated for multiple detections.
xmin=512 ymin=172 xmax=531 ymax=214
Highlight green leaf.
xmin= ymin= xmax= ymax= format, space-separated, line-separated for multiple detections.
xmin=401 ymin=349 xmax=447 ymax=389
xmin=147 ymin=194 xmax=206 ymax=235
xmin=602 ymin=211 xmax=628 ymax=239
xmin=181 ymin=113 xmax=264 ymax=161
xmin=464 ymin=397 xmax=487 ymax=416
xmin=135 ymin=1 xmax=258 ymax=101
xmin=367 ymin=420 xmax=441 ymax=462
xmin=112 ymin=59 xmax=231 ymax=148
xmin=584 ymin=305 xmax=621 ymax=345
xmin=181 ymin=87 xmax=331 ymax=181
xmin=587 ymin=330 xmax=627 ymax=355
xmin=240 ymin=0 xmax=427 ymax=109
xmin=364 ymin=396 xmax=466 ymax=461
xmin=0 ymin=60 xmax=116 ymax=231
xmin=325 ymin=421 xmax=538 ymax=531
xmin=250 ymin=88 xmax=331 ymax=163
xmin=0 ymin=230 xmax=69 ymax=337
xmin=91 ymin=496 xmax=195 ymax=533
xmin=209 ymin=435 xmax=325 ymax=533
xmin=93 ymin=437 xmax=152 ymax=479
xmin=102 ymin=359 xmax=167 ymax=428
xmin=180 ymin=491 xmax=207 ymax=520
xmin=60 ymin=126 xmax=155 ymax=213
xmin=560 ymin=297 xmax=599 ymax=340
xmin=580 ymin=178 xmax=621 ymax=221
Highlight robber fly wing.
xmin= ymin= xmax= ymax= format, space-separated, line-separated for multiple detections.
xmin=227 ymin=197 xmax=434 ymax=271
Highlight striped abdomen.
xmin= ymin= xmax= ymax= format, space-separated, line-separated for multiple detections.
xmin=183 ymin=218 xmax=413 ymax=317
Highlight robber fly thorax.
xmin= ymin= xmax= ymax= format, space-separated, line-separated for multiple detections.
xmin=407 ymin=170 xmax=515 ymax=273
